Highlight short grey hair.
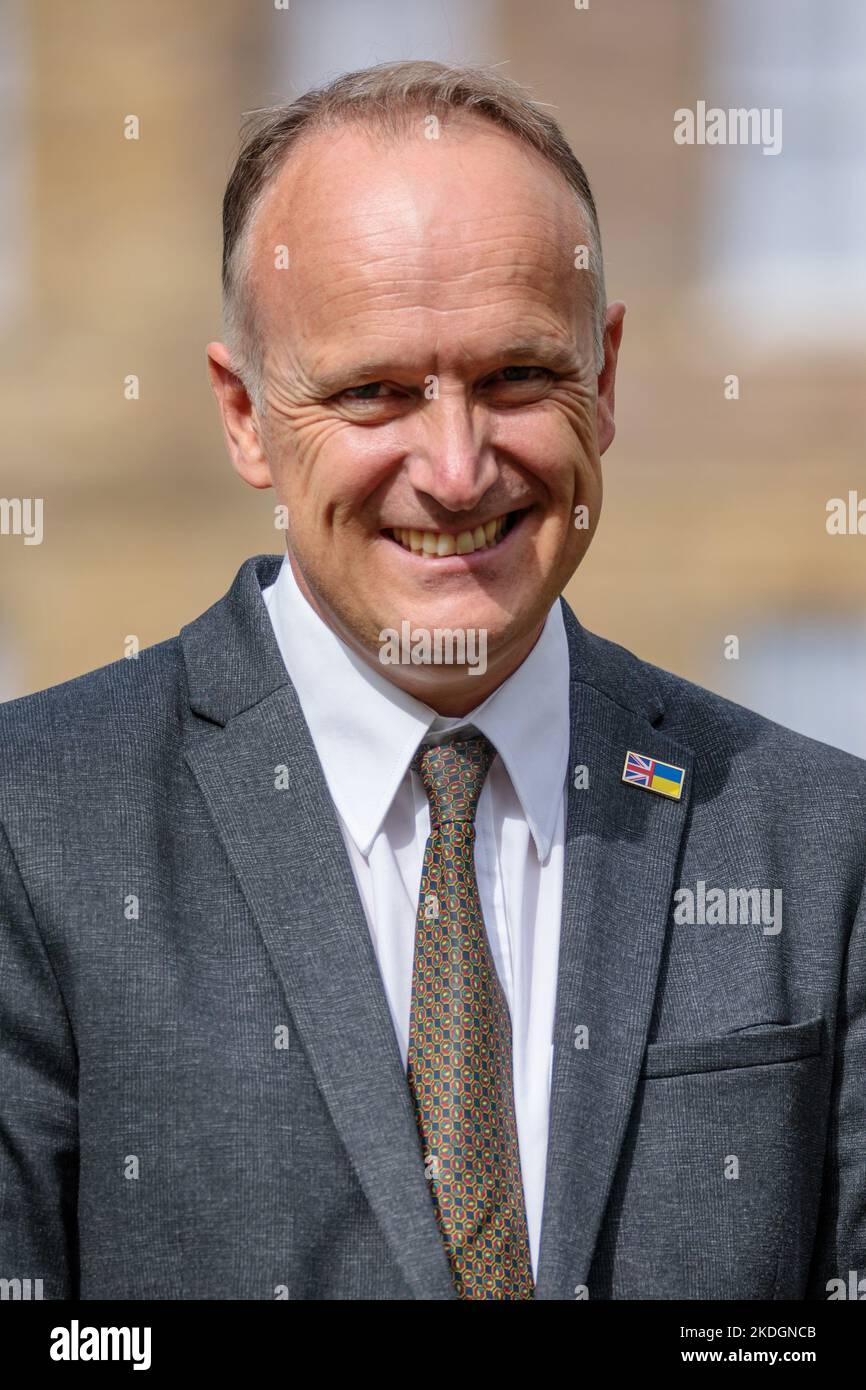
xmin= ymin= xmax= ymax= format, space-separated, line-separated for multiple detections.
xmin=221 ymin=60 xmax=607 ymax=412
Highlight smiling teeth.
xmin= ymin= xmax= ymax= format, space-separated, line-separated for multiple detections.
xmin=392 ymin=515 xmax=507 ymax=555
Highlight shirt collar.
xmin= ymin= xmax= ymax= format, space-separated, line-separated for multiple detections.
xmin=261 ymin=553 xmax=570 ymax=860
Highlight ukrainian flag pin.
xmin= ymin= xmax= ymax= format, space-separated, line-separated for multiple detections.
xmin=622 ymin=750 xmax=686 ymax=801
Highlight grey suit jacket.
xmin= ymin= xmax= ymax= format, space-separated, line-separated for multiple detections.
xmin=1 ymin=554 xmax=864 ymax=1300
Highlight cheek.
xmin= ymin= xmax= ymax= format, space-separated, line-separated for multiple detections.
xmin=495 ymin=408 xmax=597 ymax=505
xmin=266 ymin=414 xmax=386 ymax=520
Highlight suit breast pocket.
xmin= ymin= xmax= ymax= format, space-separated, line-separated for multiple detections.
xmin=592 ymin=1017 xmax=831 ymax=1300
xmin=641 ymin=1015 xmax=826 ymax=1079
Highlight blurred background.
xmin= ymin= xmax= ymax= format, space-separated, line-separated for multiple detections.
xmin=1 ymin=0 xmax=864 ymax=752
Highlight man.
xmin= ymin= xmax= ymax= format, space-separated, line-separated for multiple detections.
xmin=1 ymin=61 xmax=864 ymax=1302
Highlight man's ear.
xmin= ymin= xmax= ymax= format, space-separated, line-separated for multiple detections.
xmin=596 ymin=301 xmax=626 ymax=457
xmin=206 ymin=341 xmax=272 ymax=489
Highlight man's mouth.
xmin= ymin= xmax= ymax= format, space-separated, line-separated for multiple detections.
xmin=382 ymin=509 xmax=526 ymax=558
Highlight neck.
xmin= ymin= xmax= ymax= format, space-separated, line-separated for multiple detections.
xmin=374 ymin=626 xmax=546 ymax=715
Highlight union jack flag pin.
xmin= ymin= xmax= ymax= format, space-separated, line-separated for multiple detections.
xmin=622 ymin=750 xmax=686 ymax=801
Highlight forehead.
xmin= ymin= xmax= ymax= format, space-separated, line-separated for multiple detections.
xmin=247 ymin=117 xmax=592 ymax=364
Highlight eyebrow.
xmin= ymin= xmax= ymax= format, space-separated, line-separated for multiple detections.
xmin=308 ymin=336 xmax=578 ymax=396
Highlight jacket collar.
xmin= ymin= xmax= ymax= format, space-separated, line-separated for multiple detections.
xmin=180 ymin=554 xmax=288 ymax=725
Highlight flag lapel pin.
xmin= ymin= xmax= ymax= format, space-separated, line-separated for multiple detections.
xmin=621 ymin=749 xmax=686 ymax=801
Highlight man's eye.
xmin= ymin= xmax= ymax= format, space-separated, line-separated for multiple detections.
xmin=491 ymin=366 xmax=553 ymax=385
xmin=342 ymin=382 xmax=393 ymax=401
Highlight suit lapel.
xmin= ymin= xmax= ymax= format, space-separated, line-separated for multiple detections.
xmin=180 ymin=556 xmax=455 ymax=1300
xmin=534 ymin=605 xmax=693 ymax=1299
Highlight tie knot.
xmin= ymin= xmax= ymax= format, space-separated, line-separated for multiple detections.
xmin=412 ymin=735 xmax=496 ymax=825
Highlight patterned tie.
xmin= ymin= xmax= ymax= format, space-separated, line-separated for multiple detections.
xmin=407 ymin=735 xmax=535 ymax=1300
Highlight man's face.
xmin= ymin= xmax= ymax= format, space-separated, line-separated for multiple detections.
xmin=227 ymin=117 xmax=621 ymax=680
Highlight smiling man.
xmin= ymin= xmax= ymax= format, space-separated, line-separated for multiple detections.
xmin=209 ymin=71 xmax=618 ymax=715
xmin=1 ymin=62 xmax=864 ymax=1303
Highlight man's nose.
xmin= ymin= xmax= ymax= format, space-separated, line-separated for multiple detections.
xmin=404 ymin=396 xmax=499 ymax=514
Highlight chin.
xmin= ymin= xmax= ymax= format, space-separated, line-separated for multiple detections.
xmin=372 ymin=591 xmax=536 ymax=654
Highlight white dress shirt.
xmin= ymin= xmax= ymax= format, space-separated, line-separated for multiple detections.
xmin=261 ymin=552 xmax=569 ymax=1275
